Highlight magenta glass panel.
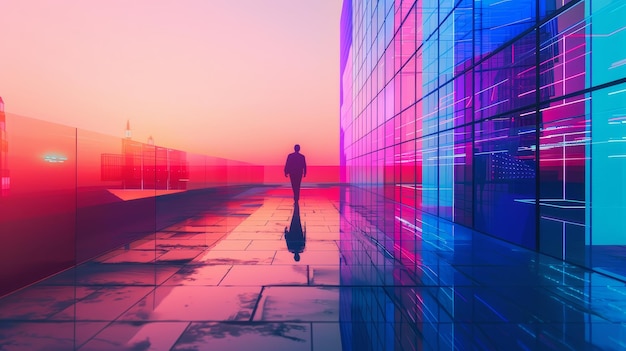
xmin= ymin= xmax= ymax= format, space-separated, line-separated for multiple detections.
xmin=385 ymin=83 xmax=395 ymax=122
xmin=1 ymin=114 xmax=76 ymax=296
xmin=205 ymin=156 xmax=228 ymax=187
xmin=400 ymin=55 xmax=416 ymax=111
xmin=385 ymin=46 xmax=395 ymax=86
xmin=78 ymin=129 xmax=125 ymax=204
xmin=384 ymin=146 xmax=394 ymax=200
xmin=401 ymin=105 xmax=416 ymax=143
xmin=399 ymin=6 xmax=416 ymax=68
xmin=226 ymin=159 xmax=263 ymax=185
xmin=400 ymin=140 xmax=416 ymax=208
xmin=414 ymin=99 xmax=424 ymax=139
xmin=186 ymin=154 xmax=208 ymax=190
xmin=394 ymin=75 xmax=402 ymax=122
xmin=394 ymin=142 xmax=402 ymax=202
xmin=414 ymin=133 xmax=423 ymax=210
xmin=395 ymin=0 xmax=413 ymax=33
xmin=76 ymin=129 xmax=156 ymax=264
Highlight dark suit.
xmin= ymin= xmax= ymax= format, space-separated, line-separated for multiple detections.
xmin=284 ymin=152 xmax=306 ymax=201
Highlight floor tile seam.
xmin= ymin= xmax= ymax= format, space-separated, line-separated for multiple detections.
xmin=248 ymin=286 xmax=266 ymax=322
xmin=82 ymin=259 xmax=188 ymax=266
xmin=270 ymin=250 xmax=278 ymax=265
xmin=87 ymin=285 xmax=160 ymax=334
xmin=168 ymin=321 xmax=193 ymax=351
xmin=66 ymin=285 xmax=159 ymax=315
xmin=159 ymin=230 xmax=207 ymax=234
xmin=214 ymin=265 xmax=235 ymax=286
xmin=74 ymin=316 xmax=157 ymax=350
xmin=242 ymin=240 xmax=253 ymax=250
xmin=64 ymin=284 xmax=171 ymax=349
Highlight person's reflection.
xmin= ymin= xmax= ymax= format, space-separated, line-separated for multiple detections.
xmin=284 ymin=203 xmax=306 ymax=262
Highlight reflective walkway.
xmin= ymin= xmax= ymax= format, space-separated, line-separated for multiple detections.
xmin=1 ymin=185 xmax=626 ymax=350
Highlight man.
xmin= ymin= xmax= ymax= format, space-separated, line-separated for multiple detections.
xmin=284 ymin=144 xmax=307 ymax=202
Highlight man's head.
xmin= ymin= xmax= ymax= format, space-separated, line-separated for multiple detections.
xmin=294 ymin=253 xmax=301 ymax=262
xmin=294 ymin=144 xmax=300 ymax=152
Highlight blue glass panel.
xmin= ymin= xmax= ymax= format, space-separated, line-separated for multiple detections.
xmin=589 ymin=0 xmax=626 ymax=87
xmin=474 ymin=112 xmax=537 ymax=248
xmin=439 ymin=129 xmax=454 ymax=220
xmin=475 ymin=0 xmax=537 ymax=56
xmin=474 ymin=31 xmax=537 ymax=121
xmin=539 ymin=91 xmax=589 ymax=265
xmin=454 ymin=124 xmax=473 ymax=226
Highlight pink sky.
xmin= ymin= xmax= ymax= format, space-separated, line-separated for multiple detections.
xmin=0 ymin=0 xmax=341 ymax=165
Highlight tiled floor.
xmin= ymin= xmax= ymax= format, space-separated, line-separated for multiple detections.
xmin=1 ymin=185 xmax=626 ymax=350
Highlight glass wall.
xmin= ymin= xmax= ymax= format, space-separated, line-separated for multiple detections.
xmin=0 ymin=111 xmax=263 ymax=297
xmin=0 ymin=115 xmax=77 ymax=296
xmin=339 ymin=0 xmax=626 ymax=278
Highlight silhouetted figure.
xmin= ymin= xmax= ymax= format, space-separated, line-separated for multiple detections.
xmin=284 ymin=203 xmax=306 ymax=262
xmin=284 ymin=144 xmax=307 ymax=202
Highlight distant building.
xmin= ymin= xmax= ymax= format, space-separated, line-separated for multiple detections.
xmin=101 ymin=121 xmax=188 ymax=190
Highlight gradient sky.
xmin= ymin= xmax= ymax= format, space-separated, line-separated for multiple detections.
xmin=0 ymin=0 xmax=341 ymax=165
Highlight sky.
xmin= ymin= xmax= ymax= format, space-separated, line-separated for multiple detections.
xmin=0 ymin=0 xmax=342 ymax=165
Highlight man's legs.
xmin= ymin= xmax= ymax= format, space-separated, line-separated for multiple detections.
xmin=290 ymin=175 xmax=302 ymax=202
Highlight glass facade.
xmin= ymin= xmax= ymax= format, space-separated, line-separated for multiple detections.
xmin=339 ymin=1 xmax=626 ymax=348
xmin=340 ymin=0 xmax=626 ymax=282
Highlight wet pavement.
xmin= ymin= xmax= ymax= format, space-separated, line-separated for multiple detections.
xmin=1 ymin=185 xmax=626 ymax=350
xmin=0 ymin=186 xmax=342 ymax=351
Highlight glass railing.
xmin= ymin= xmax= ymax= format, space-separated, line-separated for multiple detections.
xmin=0 ymin=112 xmax=263 ymax=296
